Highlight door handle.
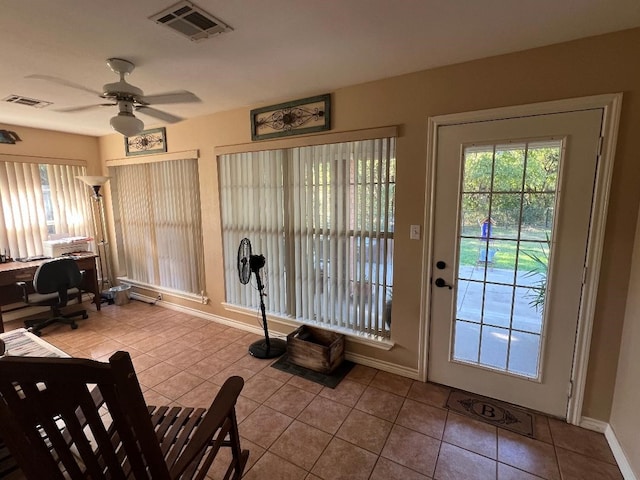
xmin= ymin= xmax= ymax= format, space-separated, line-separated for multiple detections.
xmin=434 ymin=278 xmax=453 ymax=289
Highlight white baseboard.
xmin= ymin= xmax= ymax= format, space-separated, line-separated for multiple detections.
xmin=579 ymin=416 xmax=607 ymax=433
xmin=138 ymin=296 xmax=421 ymax=380
xmin=605 ymin=424 xmax=638 ymax=480
xmin=581 ymin=417 xmax=637 ymax=480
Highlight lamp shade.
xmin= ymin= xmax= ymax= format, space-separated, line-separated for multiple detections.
xmin=110 ymin=112 xmax=144 ymax=137
xmin=76 ymin=176 xmax=110 ymax=187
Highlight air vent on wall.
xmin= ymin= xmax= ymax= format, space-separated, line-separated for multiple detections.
xmin=149 ymin=1 xmax=232 ymax=42
xmin=3 ymin=95 xmax=52 ymax=109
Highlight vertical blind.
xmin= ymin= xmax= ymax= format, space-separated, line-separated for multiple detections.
xmin=110 ymin=158 xmax=205 ymax=295
xmin=0 ymin=161 xmax=89 ymax=259
xmin=219 ymin=137 xmax=396 ymax=338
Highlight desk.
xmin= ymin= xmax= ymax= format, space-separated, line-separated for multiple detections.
xmin=0 ymin=254 xmax=101 ymax=332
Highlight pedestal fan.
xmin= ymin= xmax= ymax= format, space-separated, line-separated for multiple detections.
xmin=237 ymin=238 xmax=287 ymax=359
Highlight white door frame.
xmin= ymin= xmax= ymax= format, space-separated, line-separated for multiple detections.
xmin=419 ymin=93 xmax=623 ymax=425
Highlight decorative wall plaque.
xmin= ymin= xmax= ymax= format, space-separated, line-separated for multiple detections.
xmin=250 ymin=94 xmax=331 ymax=141
xmin=125 ymin=127 xmax=167 ymax=156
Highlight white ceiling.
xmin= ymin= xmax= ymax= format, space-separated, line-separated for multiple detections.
xmin=1 ymin=0 xmax=639 ymax=137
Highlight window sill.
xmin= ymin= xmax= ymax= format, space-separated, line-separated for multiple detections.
xmin=222 ymin=302 xmax=394 ymax=351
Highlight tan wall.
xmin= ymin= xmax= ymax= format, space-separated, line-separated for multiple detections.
xmin=0 ymin=123 xmax=100 ymax=167
xmin=610 ymin=208 xmax=640 ymax=476
xmin=98 ymin=28 xmax=640 ymax=421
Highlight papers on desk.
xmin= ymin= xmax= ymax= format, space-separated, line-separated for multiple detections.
xmin=0 ymin=328 xmax=69 ymax=358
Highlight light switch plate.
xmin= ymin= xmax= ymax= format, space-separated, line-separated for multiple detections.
xmin=410 ymin=224 xmax=421 ymax=240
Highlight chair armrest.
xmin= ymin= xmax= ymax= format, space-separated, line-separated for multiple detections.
xmin=16 ymin=281 xmax=29 ymax=302
xmin=169 ymin=376 xmax=244 ymax=478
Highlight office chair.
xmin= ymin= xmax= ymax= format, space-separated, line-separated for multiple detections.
xmin=0 ymin=352 xmax=249 ymax=479
xmin=17 ymin=257 xmax=88 ymax=336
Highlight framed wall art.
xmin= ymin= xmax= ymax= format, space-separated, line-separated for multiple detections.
xmin=125 ymin=127 xmax=167 ymax=156
xmin=250 ymin=94 xmax=331 ymax=141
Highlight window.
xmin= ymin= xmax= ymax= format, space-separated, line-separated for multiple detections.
xmin=0 ymin=160 xmax=90 ymax=259
xmin=109 ymin=158 xmax=205 ymax=296
xmin=219 ymin=136 xmax=396 ymax=338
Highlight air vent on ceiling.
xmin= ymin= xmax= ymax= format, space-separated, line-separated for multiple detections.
xmin=3 ymin=95 xmax=52 ymax=108
xmin=149 ymin=1 xmax=232 ymax=42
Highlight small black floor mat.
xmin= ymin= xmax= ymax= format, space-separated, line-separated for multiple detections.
xmin=270 ymin=354 xmax=355 ymax=389
xmin=446 ymin=389 xmax=535 ymax=437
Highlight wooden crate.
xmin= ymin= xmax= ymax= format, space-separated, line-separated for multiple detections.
xmin=287 ymin=326 xmax=345 ymax=374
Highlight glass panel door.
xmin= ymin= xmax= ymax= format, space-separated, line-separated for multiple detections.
xmin=455 ymin=141 xmax=560 ymax=379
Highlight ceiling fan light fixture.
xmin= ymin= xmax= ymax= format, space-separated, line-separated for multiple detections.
xmin=110 ymin=112 xmax=144 ymax=137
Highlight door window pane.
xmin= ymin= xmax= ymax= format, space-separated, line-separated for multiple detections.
xmin=453 ymin=140 xmax=561 ymax=379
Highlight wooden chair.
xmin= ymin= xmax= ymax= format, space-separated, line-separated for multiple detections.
xmin=0 ymin=351 xmax=249 ymax=479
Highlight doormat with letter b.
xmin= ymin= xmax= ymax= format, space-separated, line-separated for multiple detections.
xmin=271 ymin=354 xmax=354 ymax=389
xmin=446 ymin=390 xmax=534 ymax=437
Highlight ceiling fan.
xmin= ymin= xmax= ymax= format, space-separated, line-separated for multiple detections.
xmin=29 ymin=58 xmax=200 ymax=136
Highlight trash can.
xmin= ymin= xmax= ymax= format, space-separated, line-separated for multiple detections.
xmin=109 ymin=285 xmax=131 ymax=306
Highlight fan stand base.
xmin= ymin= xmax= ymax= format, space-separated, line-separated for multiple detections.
xmin=249 ymin=338 xmax=287 ymax=359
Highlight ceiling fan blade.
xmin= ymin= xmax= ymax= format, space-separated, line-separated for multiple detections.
xmin=139 ymin=91 xmax=200 ymax=105
xmin=55 ymin=103 xmax=114 ymax=113
xmin=26 ymin=74 xmax=102 ymax=97
xmin=136 ymin=106 xmax=183 ymax=123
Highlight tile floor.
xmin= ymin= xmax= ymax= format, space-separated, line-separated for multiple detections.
xmin=3 ymin=301 xmax=623 ymax=480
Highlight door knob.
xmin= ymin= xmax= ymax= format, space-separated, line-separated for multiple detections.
xmin=434 ymin=278 xmax=453 ymax=289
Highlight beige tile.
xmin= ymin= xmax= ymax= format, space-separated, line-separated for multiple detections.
xmin=241 ymin=373 xmax=285 ymax=403
xmin=146 ymin=337 xmax=195 ymax=359
xmin=82 ymin=339 xmax=126 ymax=359
xmin=381 ymin=424 xmax=440 ymax=477
xmin=259 ymin=363 xmax=294 ymax=382
xmin=498 ymin=462 xmax=548 ymax=480
xmin=345 ymin=364 xmax=378 ymax=385
xmin=163 ymin=347 xmax=210 ymax=370
xmin=548 ymin=418 xmax=617 ymax=464
xmin=206 ymin=436 xmax=264 ymax=479
xmin=213 ymin=343 xmax=249 ymax=363
xmin=298 ymin=396 xmax=352 ymax=435
xmin=443 ymin=411 xmax=497 ymax=459
xmin=312 ymin=437 xmax=378 ymax=480
xmin=497 ymin=428 xmax=560 ymax=480
xmin=264 ymin=383 xmax=316 ymax=417
xmin=533 ymin=414 xmax=553 ymax=444
xmin=152 ymin=370 xmax=204 ymax=400
xmin=190 ymin=356 xmax=233 ymax=380
xmin=130 ymin=352 xmax=162 ymax=373
xmin=128 ymin=333 xmax=174 ymax=353
xmin=235 ymin=395 xmax=261 ymax=424
xmin=175 ymin=380 xmax=221 ymax=408
xmin=239 ymin=405 xmax=293 ymax=449
xmin=269 ymin=420 xmax=332 ymax=470
xmin=396 ymin=398 xmax=447 ymax=439
xmin=243 ymin=451 xmax=307 ymax=480
xmin=336 ymin=409 xmax=393 ymax=454
xmin=286 ymin=375 xmax=324 ymax=395
xmin=318 ymin=379 xmax=366 ymax=407
xmin=136 ymin=361 xmax=182 ymax=388
xmin=369 ymin=370 xmax=412 ymax=396
xmin=142 ymin=388 xmax=172 ymax=407
xmin=555 ymin=446 xmax=623 ymax=480
xmin=370 ymin=457 xmax=431 ymax=480
xmin=434 ymin=442 xmax=497 ymax=480
xmin=209 ymin=365 xmax=257 ymax=386
xmin=355 ymin=385 xmax=404 ymax=422
xmin=233 ymin=354 xmax=272 ymax=374
xmin=407 ymin=381 xmax=451 ymax=408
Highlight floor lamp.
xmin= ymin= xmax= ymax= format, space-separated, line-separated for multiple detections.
xmin=77 ymin=175 xmax=113 ymax=302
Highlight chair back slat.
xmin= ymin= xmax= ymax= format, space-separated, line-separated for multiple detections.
xmin=0 ymin=353 xmax=171 ymax=479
